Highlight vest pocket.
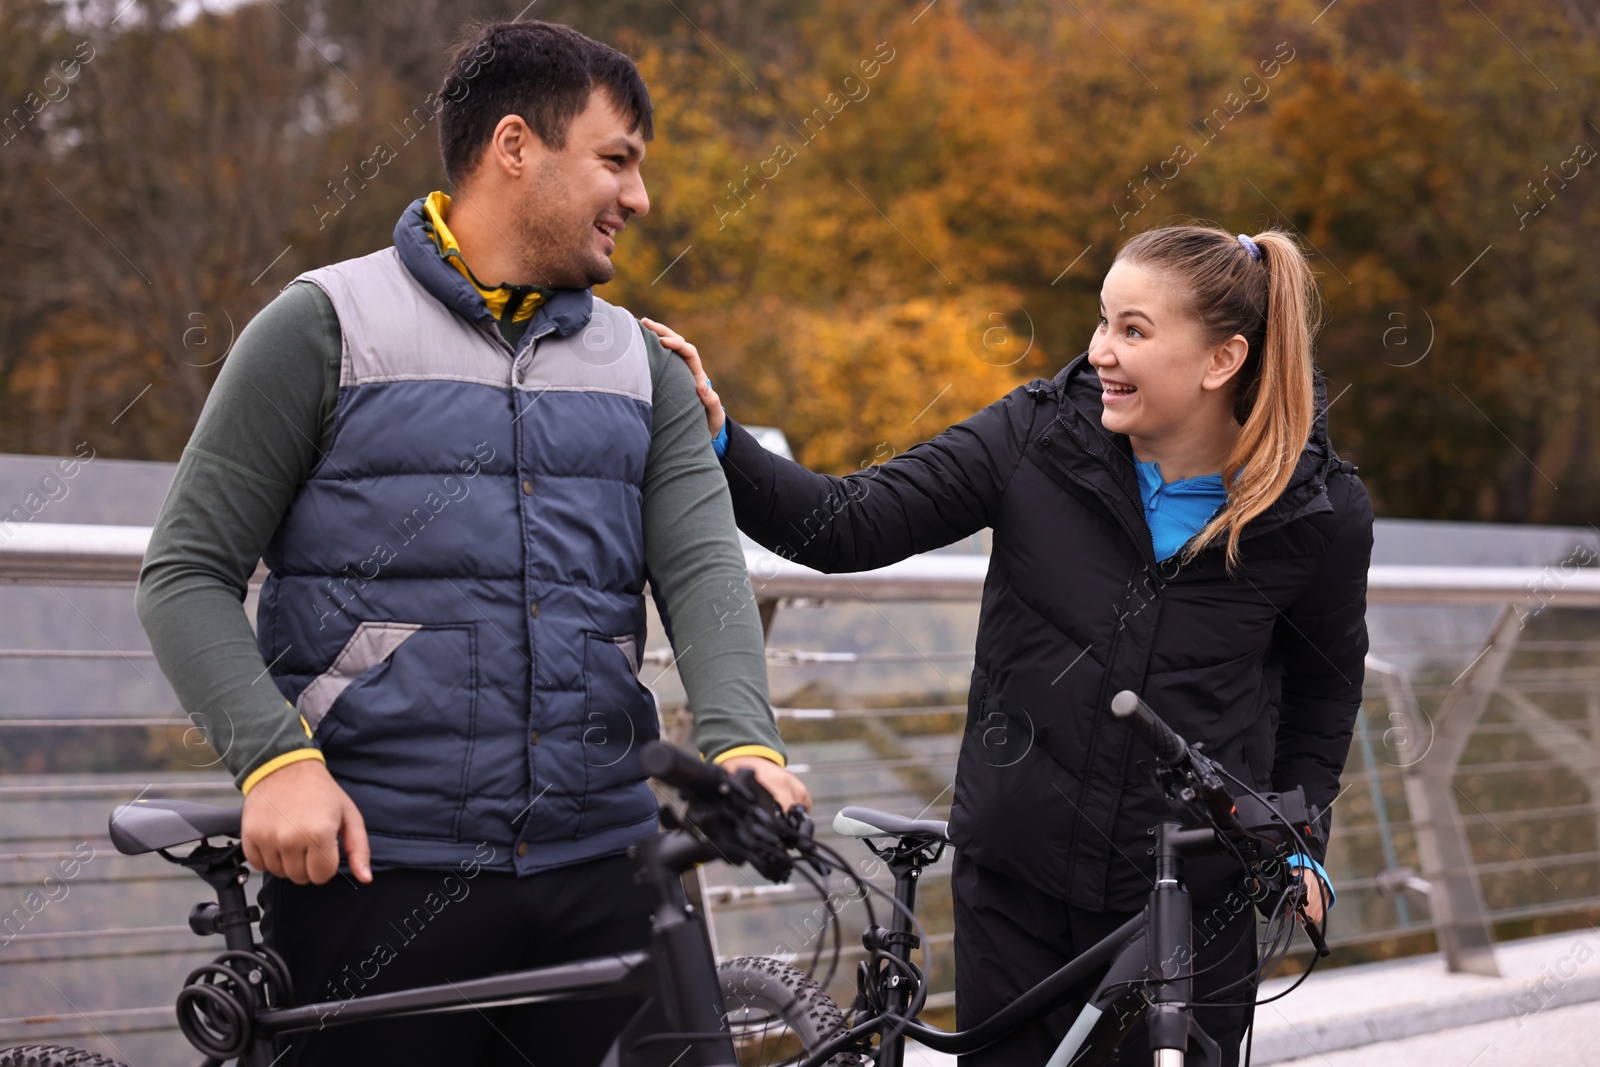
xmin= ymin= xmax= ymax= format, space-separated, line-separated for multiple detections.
xmin=300 ymin=621 xmax=479 ymax=841
xmin=579 ymin=631 xmax=661 ymax=835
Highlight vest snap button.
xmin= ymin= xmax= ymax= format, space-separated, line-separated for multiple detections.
xmin=516 ymin=842 xmax=529 ymax=858
xmin=529 ymin=602 xmax=540 ymax=618
xmin=1040 ymin=436 xmax=1053 ymax=448
xmin=522 ymin=479 xmax=533 ymax=495
xmin=529 ymin=729 xmax=540 ymax=745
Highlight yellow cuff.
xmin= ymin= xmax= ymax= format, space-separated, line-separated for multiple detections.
xmin=240 ymin=748 xmax=326 ymax=796
xmin=710 ymin=744 xmax=786 ymax=768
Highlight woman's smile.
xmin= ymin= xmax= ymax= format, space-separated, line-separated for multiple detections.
xmin=1101 ymin=376 xmax=1139 ymax=405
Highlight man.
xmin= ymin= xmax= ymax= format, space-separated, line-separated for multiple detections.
xmin=136 ymin=20 xmax=807 ymax=1066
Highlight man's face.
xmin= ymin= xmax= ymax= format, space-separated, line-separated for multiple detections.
xmin=516 ymin=89 xmax=649 ymax=289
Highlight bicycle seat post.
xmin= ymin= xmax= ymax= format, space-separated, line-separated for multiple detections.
xmin=181 ymin=841 xmax=259 ymax=955
xmin=862 ymin=833 xmax=942 ymax=1067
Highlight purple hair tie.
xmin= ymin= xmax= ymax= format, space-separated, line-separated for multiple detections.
xmin=1237 ymin=233 xmax=1263 ymax=260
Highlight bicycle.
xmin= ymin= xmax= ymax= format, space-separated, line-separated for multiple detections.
xmin=0 ymin=743 xmax=858 ymax=1067
xmin=801 ymin=689 xmax=1333 ymax=1067
xmin=0 ymin=691 xmax=1330 ymax=1067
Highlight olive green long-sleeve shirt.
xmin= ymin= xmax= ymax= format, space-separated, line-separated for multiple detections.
xmin=136 ymin=279 xmax=784 ymax=792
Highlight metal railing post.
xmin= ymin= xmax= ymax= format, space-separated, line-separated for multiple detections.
xmin=1353 ymin=703 xmax=1411 ymax=927
xmin=1395 ymin=606 xmax=1523 ymax=976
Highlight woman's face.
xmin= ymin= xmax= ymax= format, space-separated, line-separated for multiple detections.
xmin=1087 ymin=260 xmax=1243 ymax=441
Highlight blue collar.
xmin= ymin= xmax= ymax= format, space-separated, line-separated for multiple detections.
xmin=1134 ymin=459 xmax=1226 ymax=498
xmin=1134 ymin=459 xmax=1228 ymax=561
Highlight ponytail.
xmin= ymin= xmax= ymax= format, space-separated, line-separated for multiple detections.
xmin=1116 ymin=226 xmax=1321 ymax=571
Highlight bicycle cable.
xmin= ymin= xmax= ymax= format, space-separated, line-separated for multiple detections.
xmin=786 ymin=848 xmax=847 ymax=988
xmin=1201 ymin=948 xmax=1324 ymax=1010
xmin=1161 ymin=764 xmax=1332 ymax=1015
xmin=798 ymin=833 xmax=933 ymax=1044
xmin=1093 ymin=915 xmax=1257 ymax=1005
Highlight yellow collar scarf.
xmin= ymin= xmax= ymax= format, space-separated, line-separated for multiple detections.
xmin=422 ymin=191 xmax=545 ymax=324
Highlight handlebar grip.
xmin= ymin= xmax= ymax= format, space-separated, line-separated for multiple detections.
xmin=639 ymin=741 xmax=729 ymax=801
xmin=1110 ymin=690 xmax=1188 ymax=766
xmin=1302 ymin=912 xmax=1332 ymax=957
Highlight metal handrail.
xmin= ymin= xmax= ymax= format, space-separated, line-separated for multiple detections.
xmin=6 ymin=521 xmax=1600 ymax=1046
xmin=7 ymin=522 xmax=1600 ymax=605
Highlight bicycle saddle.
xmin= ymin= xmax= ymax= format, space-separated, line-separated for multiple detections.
xmin=833 ymin=806 xmax=949 ymax=844
xmin=108 ymin=798 xmax=243 ymax=855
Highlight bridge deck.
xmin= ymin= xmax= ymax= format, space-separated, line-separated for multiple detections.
xmin=904 ymin=928 xmax=1600 ymax=1065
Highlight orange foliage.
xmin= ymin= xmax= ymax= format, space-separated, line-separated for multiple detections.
xmin=8 ymin=0 xmax=1600 ymax=521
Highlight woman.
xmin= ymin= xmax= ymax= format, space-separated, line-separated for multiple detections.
xmin=644 ymin=225 xmax=1372 ymax=1065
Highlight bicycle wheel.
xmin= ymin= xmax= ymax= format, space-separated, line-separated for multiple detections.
xmin=718 ymin=956 xmax=865 ymax=1067
xmin=0 ymin=1047 xmax=130 ymax=1067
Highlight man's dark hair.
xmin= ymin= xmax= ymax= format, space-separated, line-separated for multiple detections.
xmin=438 ymin=20 xmax=654 ymax=186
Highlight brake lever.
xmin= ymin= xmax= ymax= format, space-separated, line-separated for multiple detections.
xmin=1288 ymin=877 xmax=1332 ymax=958
xmin=786 ymin=803 xmax=815 ymax=841
xmin=1296 ymin=905 xmax=1332 ymax=957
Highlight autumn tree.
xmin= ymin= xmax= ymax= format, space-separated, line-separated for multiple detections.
xmin=2 ymin=0 xmax=1599 ymax=523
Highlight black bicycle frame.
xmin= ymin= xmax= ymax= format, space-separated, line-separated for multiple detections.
xmin=827 ymin=821 xmax=1226 ymax=1067
xmin=191 ymin=829 xmax=739 ymax=1067
xmin=253 ymin=950 xmax=653 ymax=1036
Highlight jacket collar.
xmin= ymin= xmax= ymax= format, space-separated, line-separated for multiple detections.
xmin=1049 ymin=352 xmax=1336 ymax=541
xmin=392 ymin=196 xmax=594 ymax=343
xmin=420 ymin=191 xmax=546 ymax=324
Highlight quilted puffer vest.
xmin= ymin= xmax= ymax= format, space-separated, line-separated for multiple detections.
xmin=257 ymin=202 xmax=661 ymax=874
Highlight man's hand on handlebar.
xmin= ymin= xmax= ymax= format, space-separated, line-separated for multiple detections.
xmin=720 ymin=755 xmax=812 ymax=813
xmin=240 ymin=759 xmax=373 ymax=886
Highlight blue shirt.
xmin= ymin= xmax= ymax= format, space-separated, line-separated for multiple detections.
xmin=1134 ymin=459 xmax=1227 ymax=562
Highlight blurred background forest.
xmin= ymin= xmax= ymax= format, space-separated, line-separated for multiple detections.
xmin=2 ymin=0 xmax=1598 ymax=521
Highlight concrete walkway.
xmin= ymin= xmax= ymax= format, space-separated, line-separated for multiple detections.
xmin=899 ymin=928 xmax=1600 ymax=1065
xmin=1271 ymin=999 xmax=1600 ymax=1066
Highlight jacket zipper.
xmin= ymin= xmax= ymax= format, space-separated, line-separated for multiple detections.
xmin=1066 ymin=572 xmax=1128 ymax=889
xmin=1055 ymin=411 xmax=1158 ymax=894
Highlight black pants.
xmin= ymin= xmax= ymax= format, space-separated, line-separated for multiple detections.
xmin=953 ymin=853 xmax=1257 ymax=1066
xmin=258 ymin=850 xmax=655 ymax=1067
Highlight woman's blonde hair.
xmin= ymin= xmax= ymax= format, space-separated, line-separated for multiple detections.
xmin=1113 ymin=225 xmax=1322 ymax=571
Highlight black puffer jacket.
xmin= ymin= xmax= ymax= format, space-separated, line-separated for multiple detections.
xmin=721 ymin=353 xmax=1372 ymax=911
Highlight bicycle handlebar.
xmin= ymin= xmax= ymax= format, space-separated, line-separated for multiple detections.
xmin=639 ymin=740 xmax=729 ymax=801
xmin=1110 ymin=689 xmax=1188 ymax=766
xmin=639 ymin=740 xmax=809 ymax=885
xmin=1111 ymin=690 xmax=1330 ymax=927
